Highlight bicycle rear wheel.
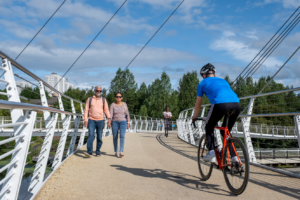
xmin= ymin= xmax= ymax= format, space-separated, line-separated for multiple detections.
xmin=222 ymin=137 xmax=249 ymax=195
xmin=197 ymin=135 xmax=213 ymax=180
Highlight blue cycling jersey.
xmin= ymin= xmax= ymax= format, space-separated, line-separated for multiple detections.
xmin=197 ymin=77 xmax=239 ymax=104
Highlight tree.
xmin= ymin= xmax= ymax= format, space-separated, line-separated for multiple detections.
xmin=20 ymin=86 xmax=51 ymax=99
xmin=108 ymin=68 xmax=138 ymax=113
xmin=145 ymin=72 xmax=173 ymax=118
xmin=139 ymin=105 xmax=148 ymax=116
xmin=178 ymin=71 xmax=200 ymax=111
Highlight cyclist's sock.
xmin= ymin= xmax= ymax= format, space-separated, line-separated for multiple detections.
xmin=208 ymin=150 xmax=215 ymax=155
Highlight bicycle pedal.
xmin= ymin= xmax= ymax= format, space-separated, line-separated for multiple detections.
xmin=213 ymin=163 xmax=219 ymax=168
xmin=240 ymin=166 xmax=245 ymax=172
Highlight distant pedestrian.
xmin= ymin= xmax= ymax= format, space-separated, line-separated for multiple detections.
xmin=110 ymin=92 xmax=130 ymax=157
xmin=163 ymin=107 xmax=172 ymax=137
xmin=84 ymin=86 xmax=111 ymax=157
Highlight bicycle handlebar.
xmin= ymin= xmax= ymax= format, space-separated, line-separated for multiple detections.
xmin=191 ymin=117 xmax=206 ymax=128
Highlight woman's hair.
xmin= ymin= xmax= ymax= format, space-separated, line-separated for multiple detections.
xmin=115 ymin=92 xmax=123 ymax=97
xmin=165 ymin=106 xmax=169 ymax=111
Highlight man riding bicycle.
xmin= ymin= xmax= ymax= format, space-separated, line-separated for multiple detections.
xmin=192 ymin=63 xmax=241 ymax=163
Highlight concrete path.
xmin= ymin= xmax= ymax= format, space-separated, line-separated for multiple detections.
xmin=35 ymin=131 xmax=300 ymax=200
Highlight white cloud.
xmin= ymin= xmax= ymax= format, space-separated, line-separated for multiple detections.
xmin=255 ymin=0 xmax=299 ymax=8
xmin=210 ymin=31 xmax=284 ymax=72
xmin=1 ymin=40 xmax=201 ymax=88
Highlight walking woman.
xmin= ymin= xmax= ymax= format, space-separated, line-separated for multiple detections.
xmin=110 ymin=92 xmax=130 ymax=157
xmin=163 ymin=107 xmax=172 ymax=137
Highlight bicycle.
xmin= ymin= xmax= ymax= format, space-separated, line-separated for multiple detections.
xmin=192 ymin=110 xmax=249 ymax=195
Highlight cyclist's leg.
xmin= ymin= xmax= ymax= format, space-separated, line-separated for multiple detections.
xmin=221 ymin=103 xmax=241 ymax=157
xmin=205 ymin=104 xmax=225 ymax=151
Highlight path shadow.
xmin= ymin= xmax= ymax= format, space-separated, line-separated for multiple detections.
xmin=74 ymin=150 xmax=119 ymax=158
xmin=157 ymin=133 xmax=300 ymax=199
xmin=110 ymin=165 xmax=233 ymax=196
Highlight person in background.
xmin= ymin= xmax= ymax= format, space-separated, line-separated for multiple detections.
xmin=84 ymin=86 xmax=111 ymax=157
xmin=110 ymin=92 xmax=130 ymax=157
xmin=163 ymin=107 xmax=172 ymax=137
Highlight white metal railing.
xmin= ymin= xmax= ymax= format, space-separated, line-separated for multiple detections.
xmin=0 ymin=52 xmax=176 ymax=200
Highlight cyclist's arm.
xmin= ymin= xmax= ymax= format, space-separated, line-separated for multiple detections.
xmin=192 ymin=96 xmax=202 ymax=119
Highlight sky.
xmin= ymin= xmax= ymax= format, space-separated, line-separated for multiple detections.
xmin=0 ymin=0 xmax=300 ymax=91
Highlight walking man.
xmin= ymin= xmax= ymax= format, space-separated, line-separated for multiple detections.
xmin=84 ymin=86 xmax=111 ymax=157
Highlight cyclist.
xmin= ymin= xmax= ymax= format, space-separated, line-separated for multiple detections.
xmin=192 ymin=63 xmax=240 ymax=163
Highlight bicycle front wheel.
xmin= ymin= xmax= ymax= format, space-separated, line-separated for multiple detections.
xmin=197 ymin=135 xmax=213 ymax=180
xmin=222 ymin=137 xmax=249 ymax=195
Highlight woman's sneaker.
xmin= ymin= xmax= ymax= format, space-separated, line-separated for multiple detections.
xmin=120 ymin=152 xmax=124 ymax=157
xmin=115 ymin=152 xmax=119 ymax=157
xmin=203 ymin=150 xmax=216 ymax=162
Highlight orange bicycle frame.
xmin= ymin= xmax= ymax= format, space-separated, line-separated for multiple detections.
xmin=214 ymin=126 xmax=242 ymax=169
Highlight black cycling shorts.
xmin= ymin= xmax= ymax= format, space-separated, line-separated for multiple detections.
xmin=205 ymin=102 xmax=241 ymax=153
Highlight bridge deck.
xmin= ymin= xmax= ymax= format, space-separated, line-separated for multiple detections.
xmin=35 ymin=132 xmax=300 ymax=199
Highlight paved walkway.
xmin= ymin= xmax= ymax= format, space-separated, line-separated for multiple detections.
xmin=35 ymin=131 xmax=300 ymax=200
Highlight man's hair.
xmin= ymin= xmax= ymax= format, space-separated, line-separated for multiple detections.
xmin=94 ymin=86 xmax=101 ymax=91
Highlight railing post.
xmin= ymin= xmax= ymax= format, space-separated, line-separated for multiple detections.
xmin=29 ymin=81 xmax=58 ymax=195
xmin=139 ymin=116 xmax=143 ymax=132
xmin=151 ymin=118 xmax=154 ymax=131
xmin=77 ymin=103 xmax=87 ymax=149
xmin=52 ymin=94 xmax=71 ymax=170
xmin=66 ymin=100 xmax=80 ymax=156
xmin=0 ymin=59 xmax=37 ymax=199
xmin=241 ymin=98 xmax=257 ymax=163
xmin=133 ymin=115 xmax=137 ymax=132
xmin=197 ymin=106 xmax=206 ymax=141
xmin=188 ymin=109 xmax=196 ymax=145
xmin=0 ymin=111 xmax=37 ymax=200
xmin=293 ymin=115 xmax=300 ymax=150
xmin=145 ymin=117 xmax=148 ymax=131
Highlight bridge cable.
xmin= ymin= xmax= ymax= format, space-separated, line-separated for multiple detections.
xmin=15 ymin=0 xmax=66 ymax=60
xmin=258 ymin=46 xmax=300 ymax=94
xmin=242 ymin=14 xmax=300 ymax=81
xmin=240 ymin=46 xmax=300 ymax=114
xmin=108 ymin=0 xmax=184 ymax=92
xmin=248 ymin=17 xmax=300 ymax=78
xmin=232 ymin=6 xmax=300 ymax=86
xmin=234 ymin=13 xmax=300 ymax=91
xmin=123 ymin=0 xmax=184 ymax=72
xmin=49 ymin=0 xmax=128 ymax=94
xmin=236 ymin=14 xmax=300 ymax=90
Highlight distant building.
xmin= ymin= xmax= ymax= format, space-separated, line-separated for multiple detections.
xmin=16 ymin=81 xmax=31 ymax=94
xmin=45 ymin=72 xmax=73 ymax=94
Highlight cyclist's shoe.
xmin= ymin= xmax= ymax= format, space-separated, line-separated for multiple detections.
xmin=231 ymin=156 xmax=239 ymax=163
xmin=203 ymin=151 xmax=216 ymax=162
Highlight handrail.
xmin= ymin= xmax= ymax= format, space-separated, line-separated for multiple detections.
xmin=239 ymin=112 xmax=300 ymax=118
xmin=180 ymin=86 xmax=300 ymax=112
xmin=0 ymin=100 xmax=82 ymax=116
xmin=0 ymin=50 xmax=83 ymax=104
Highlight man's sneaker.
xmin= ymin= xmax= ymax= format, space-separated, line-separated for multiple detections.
xmin=232 ymin=156 xmax=239 ymax=163
xmin=115 ymin=152 xmax=119 ymax=157
xmin=96 ymin=153 xmax=101 ymax=157
xmin=203 ymin=151 xmax=216 ymax=162
xmin=84 ymin=152 xmax=92 ymax=157
xmin=120 ymin=152 xmax=124 ymax=157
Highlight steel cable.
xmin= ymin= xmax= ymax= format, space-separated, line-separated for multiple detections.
xmin=108 ymin=0 xmax=185 ymax=92
xmin=249 ymin=19 xmax=300 ymax=78
xmin=245 ymin=16 xmax=300 ymax=80
xmin=49 ymin=0 xmax=128 ymax=94
xmin=232 ymin=6 xmax=300 ymax=85
xmin=15 ymin=0 xmax=66 ymax=60
xmin=240 ymin=12 xmax=300 ymax=81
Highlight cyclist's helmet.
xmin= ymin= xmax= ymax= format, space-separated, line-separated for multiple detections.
xmin=200 ymin=63 xmax=216 ymax=77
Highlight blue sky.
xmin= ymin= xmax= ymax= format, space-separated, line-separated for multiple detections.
xmin=0 ymin=0 xmax=300 ymax=90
